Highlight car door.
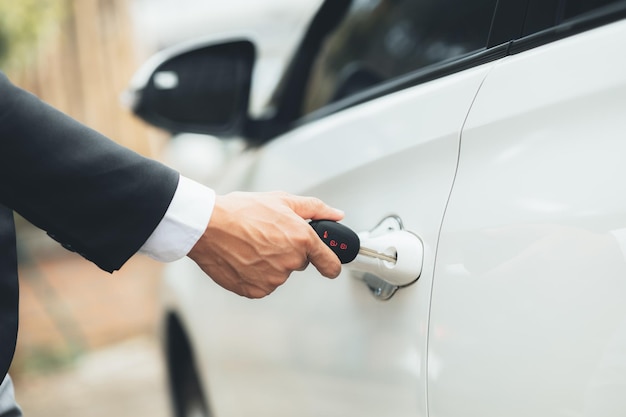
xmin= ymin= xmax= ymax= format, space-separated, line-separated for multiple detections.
xmin=429 ymin=2 xmax=626 ymax=416
xmin=187 ymin=1 xmax=500 ymax=416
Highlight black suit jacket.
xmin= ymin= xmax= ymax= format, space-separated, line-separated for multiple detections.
xmin=0 ymin=72 xmax=179 ymax=379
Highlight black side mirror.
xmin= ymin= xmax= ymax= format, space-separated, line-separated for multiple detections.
xmin=125 ymin=39 xmax=255 ymax=137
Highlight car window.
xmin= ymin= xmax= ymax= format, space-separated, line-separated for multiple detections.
xmin=524 ymin=0 xmax=625 ymax=36
xmin=302 ymin=0 xmax=498 ymax=115
xmin=562 ymin=0 xmax=624 ymax=19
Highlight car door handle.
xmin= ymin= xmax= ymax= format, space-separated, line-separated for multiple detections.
xmin=347 ymin=216 xmax=423 ymax=300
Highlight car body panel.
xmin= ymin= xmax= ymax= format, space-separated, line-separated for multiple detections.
xmin=162 ymin=63 xmax=495 ymax=416
xmin=429 ymin=19 xmax=626 ymax=417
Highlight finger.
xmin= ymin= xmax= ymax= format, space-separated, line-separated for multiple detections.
xmin=295 ymin=259 xmax=310 ymax=272
xmin=285 ymin=195 xmax=344 ymax=222
xmin=306 ymin=231 xmax=342 ymax=278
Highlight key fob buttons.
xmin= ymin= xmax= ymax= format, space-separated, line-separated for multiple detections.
xmin=310 ymin=220 xmax=360 ymax=264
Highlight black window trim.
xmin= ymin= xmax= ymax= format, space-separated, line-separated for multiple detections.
xmin=487 ymin=0 xmax=530 ymax=48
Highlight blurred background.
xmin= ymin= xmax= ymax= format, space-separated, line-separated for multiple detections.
xmin=0 ymin=0 xmax=319 ymax=415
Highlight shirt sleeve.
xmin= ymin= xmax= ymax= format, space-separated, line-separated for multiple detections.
xmin=139 ymin=175 xmax=216 ymax=262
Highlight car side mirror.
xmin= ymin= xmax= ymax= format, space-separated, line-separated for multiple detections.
xmin=124 ymin=38 xmax=255 ymax=137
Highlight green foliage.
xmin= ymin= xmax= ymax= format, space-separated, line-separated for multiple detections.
xmin=12 ymin=344 xmax=84 ymax=376
xmin=0 ymin=0 xmax=68 ymax=70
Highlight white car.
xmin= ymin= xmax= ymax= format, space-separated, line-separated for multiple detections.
xmin=127 ymin=1 xmax=626 ymax=416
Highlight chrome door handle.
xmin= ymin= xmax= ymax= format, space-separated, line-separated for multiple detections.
xmin=347 ymin=216 xmax=423 ymax=300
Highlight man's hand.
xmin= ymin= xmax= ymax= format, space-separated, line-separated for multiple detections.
xmin=187 ymin=191 xmax=344 ymax=298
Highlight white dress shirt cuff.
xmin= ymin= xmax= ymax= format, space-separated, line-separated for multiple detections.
xmin=139 ymin=175 xmax=215 ymax=262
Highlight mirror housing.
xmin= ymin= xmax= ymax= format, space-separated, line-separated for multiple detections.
xmin=124 ymin=38 xmax=255 ymax=137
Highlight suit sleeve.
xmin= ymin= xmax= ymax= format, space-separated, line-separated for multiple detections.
xmin=0 ymin=71 xmax=180 ymax=272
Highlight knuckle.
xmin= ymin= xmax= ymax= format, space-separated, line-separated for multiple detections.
xmin=284 ymin=256 xmax=307 ymax=271
xmin=271 ymin=190 xmax=290 ymax=200
xmin=293 ymin=231 xmax=312 ymax=247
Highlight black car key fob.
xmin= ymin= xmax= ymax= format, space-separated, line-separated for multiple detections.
xmin=310 ymin=220 xmax=360 ymax=264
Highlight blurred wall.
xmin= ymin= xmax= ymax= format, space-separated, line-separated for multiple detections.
xmin=7 ymin=0 xmax=154 ymax=155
